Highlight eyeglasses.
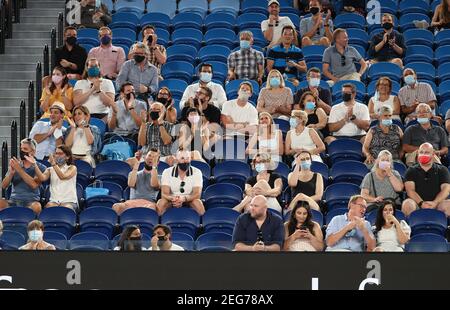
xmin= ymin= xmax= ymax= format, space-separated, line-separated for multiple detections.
xmin=353 ymin=203 xmax=367 ymax=209
xmin=180 ymin=181 xmax=185 ymax=194
xmin=340 ymin=55 xmax=346 ymax=66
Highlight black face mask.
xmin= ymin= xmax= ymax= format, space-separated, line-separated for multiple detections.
xmin=382 ymin=22 xmax=394 ymax=30
xmin=144 ymin=163 xmax=153 ymax=171
xmin=157 ymin=236 xmax=166 ymax=248
xmin=310 ymin=7 xmax=320 ymax=15
xmin=126 ymin=237 xmax=142 ymax=251
xmin=342 ymin=93 xmax=353 ymax=102
xmin=125 ymin=92 xmax=135 ymax=100
xmin=150 ymin=111 xmax=160 ymax=121
xmin=157 ymin=97 xmax=168 ymax=105
xmin=66 ymin=36 xmax=77 ymax=46
xmin=178 ymin=162 xmax=190 ymax=171
xmin=133 ymin=55 xmax=145 ymax=63
xmin=20 ymin=150 xmax=29 ymax=161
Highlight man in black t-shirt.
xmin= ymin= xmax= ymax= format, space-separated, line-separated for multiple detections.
xmin=402 ymin=142 xmax=450 ymax=216
xmin=55 ymin=26 xmax=88 ymax=80
xmin=180 ymin=86 xmax=221 ymax=126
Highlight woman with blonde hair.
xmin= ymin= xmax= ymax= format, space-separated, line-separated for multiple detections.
xmin=257 ymin=69 xmax=293 ymax=120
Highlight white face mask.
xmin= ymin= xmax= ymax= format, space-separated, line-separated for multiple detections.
xmin=188 ymin=115 xmax=200 ymax=124
xmin=238 ymin=90 xmax=251 ymax=101
xmin=28 ymin=229 xmax=43 ymax=242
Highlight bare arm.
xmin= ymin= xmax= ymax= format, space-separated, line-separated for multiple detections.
xmin=403 ymin=143 xmax=419 ymax=154
xmin=433 ymin=183 xmax=450 ymax=205
xmin=138 ymin=122 xmax=148 ymax=147
xmin=405 ymin=181 xmax=423 ymax=204
xmin=150 ymin=167 xmax=160 ymax=189
xmin=73 ymin=88 xmax=95 ymax=107
xmin=128 ymin=167 xmax=139 ymax=188
xmin=322 ymin=63 xmax=337 ymax=82
xmin=160 ymin=185 xmax=173 ymax=201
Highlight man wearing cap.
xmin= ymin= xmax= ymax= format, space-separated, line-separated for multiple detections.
xmin=29 ymin=102 xmax=67 ymax=160
xmin=261 ymin=0 xmax=295 ymax=48
xmin=0 ymin=138 xmax=46 ymax=214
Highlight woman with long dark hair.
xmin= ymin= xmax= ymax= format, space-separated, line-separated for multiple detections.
xmin=283 ymin=201 xmax=323 ymax=251
xmin=115 ymin=225 xmax=145 ymax=251
xmin=40 ymin=66 xmax=73 ymax=118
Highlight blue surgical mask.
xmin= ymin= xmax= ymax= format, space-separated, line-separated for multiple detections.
xmin=381 ymin=119 xmax=392 ymax=126
xmin=255 ymin=163 xmax=265 ymax=173
xmin=308 ymin=78 xmax=320 ymax=87
xmin=270 ymin=77 xmax=280 ymax=87
xmin=87 ymin=66 xmax=100 ymax=77
xmin=300 ymin=160 xmax=312 ymax=170
xmin=305 ymin=101 xmax=316 ymax=110
xmin=417 ymin=117 xmax=429 ymax=124
xmin=240 ymin=40 xmax=251 ymax=49
xmin=95 ymin=0 xmax=101 ymax=8
xmin=404 ymin=75 xmax=416 ymax=85
xmin=200 ymin=72 xmax=212 ymax=83
xmin=56 ymin=157 xmax=66 ymax=166
xmin=28 ymin=229 xmax=43 ymax=242
xmin=289 ymin=118 xmax=298 ymax=128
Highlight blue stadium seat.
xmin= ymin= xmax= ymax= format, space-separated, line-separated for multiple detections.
xmin=403 ymin=29 xmax=434 ymax=47
xmin=310 ymin=161 xmax=330 ymax=187
xmin=209 ymin=0 xmax=240 ymax=15
xmin=406 ymin=233 xmax=448 ymax=252
xmin=439 ymin=80 xmax=450 ymax=102
xmin=273 ymin=118 xmax=290 ymax=137
xmin=283 ymin=13 xmax=300 ymax=31
xmin=204 ymin=28 xmax=237 ymax=49
xmin=69 ymin=232 xmax=110 ymax=251
xmin=171 ymin=28 xmax=203 ymax=50
xmin=95 ymin=160 xmax=132 ymax=190
xmin=437 ymin=63 xmax=450 ymax=83
xmin=367 ymin=79 xmax=401 ymax=97
xmin=438 ymin=100 xmax=450 ymax=118
xmin=171 ymin=232 xmax=194 ymax=251
xmin=327 ymin=138 xmax=363 ymax=164
xmin=330 ymin=160 xmax=369 ymax=186
xmin=404 ymin=62 xmax=435 ymax=83
xmin=196 ymin=232 xmax=233 ymax=251
xmin=334 ymin=13 xmax=366 ymax=29
xmin=190 ymin=160 xmax=211 ymax=189
xmin=161 ymin=61 xmax=195 ymax=83
xmin=0 ymin=230 xmax=26 ymax=250
xmin=399 ymin=13 xmax=430 ymax=32
xmin=79 ymin=43 xmax=94 ymax=53
xmin=161 ymin=208 xmax=201 ymax=238
xmin=172 ymin=12 xmax=204 ymax=30
xmin=79 ymin=207 xmax=118 ymax=239
xmin=302 ymin=45 xmax=326 ymax=63
xmin=178 ymin=0 xmax=208 ymax=17
xmin=237 ymin=13 xmax=267 ymax=30
xmin=241 ymin=0 xmax=268 ymax=15
xmin=139 ymin=12 xmax=171 ymax=30
xmin=158 ymin=79 xmax=189 ymax=100
xmin=111 ymin=28 xmax=136 ymax=47
xmin=398 ymin=0 xmax=430 ymax=15
xmin=404 ymin=45 xmax=434 ymax=64
xmin=202 ymin=207 xmax=240 ymax=235
xmin=109 ymin=12 xmax=139 ymax=30
xmin=148 ymin=0 xmax=177 ymax=19
xmin=244 ymin=28 xmax=268 ymax=48
xmin=324 ymin=183 xmax=360 ymax=211
xmin=0 ymin=207 xmax=36 ymax=238
xmin=115 ymin=0 xmax=145 ymax=16
xmin=367 ymin=62 xmax=403 ymax=83
xmin=332 ymin=80 xmax=366 ymax=102
xmin=204 ymin=12 xmax=237 ymax=30
xmin=213 ymin=160 xmax=251 ymax=190
xmin=198 ymin=45 xmax=231 ymax=64
xmin=380 ymin=0 xmax=398 ymax=15
xmin=434 ymin=29 xmax=450 ymax=48
xmin=74 ymin=160 xmax=93 ymax=188
xmin=325 ymin=208 xmax=347 ymax=226
xmin=366 ymin=209 xmax=406 ymax=226
xmin=393 ymin=161 xmax=408 ymax=179
xmin=279 ymin=0 xmax=298 ymax=14
xmin=89 ymin=117 xmax=106 ymax=137
xmin=346 ymin=28 xmax=369 ymax=50
xmin=44 ymin=231 xmax=67 ymax=250
xmin=203 ymin=183 xmax=243 ymax=210
xmin=431 ymin=0 xmax=441 ymax=12
xmin=306 ymin=61 xmax=323 ymax=72
xmin=77 ymin=28 xmax=99 ymax=46
xmin=166 ymin=44 xmax=198 ymax=63
xmin=283 ymin=209 xmax=324 ymax=227
xmin=120 ymin=207 xmax=159 ymax=236
xmin=435 ymin=45 xmax=450 ymax=66
xmin=273 ymin=161 xmax=291 ymax=179
xmin=39 ymin=207 xmax=77 ymax=239
xmin=409 ymin=209 xmax=448 ymax=236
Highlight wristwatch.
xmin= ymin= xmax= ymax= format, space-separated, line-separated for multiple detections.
xmin=418 ymin=201 xmax=424 ymax=207
xmin=349 ymin=114 xmax=356 ymax=121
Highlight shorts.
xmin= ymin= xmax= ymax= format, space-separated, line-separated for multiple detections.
xmin=48 ymin=201 xmax=79 ymax=211
xmin=8 ymin=199 xmax=38 ymax=208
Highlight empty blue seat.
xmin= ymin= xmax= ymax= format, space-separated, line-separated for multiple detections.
xmin=404 ymin=62 xmax=435 ymax=82
xmin=115 ymin=0 xmax=145 ymax=16
xmin=0 ymin=230 xmax=26 ymax=250
xmin=241 ymin=0 xmax=268 ymax=15
xmin=324 ymin=183 xmax=361 ymax=211
xmin=310 ymin=161 xmax=330 ymax=187
xmin=43 ymin=231 xmax=67 ymax=250
xmin=158 ymin=79 xmax=189 ymax=100
xmin=171 ymin=232 xmax=194 ymax=251
xmin=39 ymin=207 xmax=77 ymax=238
xmin=190 ymin=160 xmax=211 ymax=189
xmin=120 ymin=207 xmax=159 ymax=236
xmin=347 ymin=28 xmax=370 ymax=50
xmin=196 ymin=232 xmax=233 ymax=251
xmin=79 ymin=207 xmax=118 ymax=239
xmin=161 ymin=61 xmax=195 ymax=84
xmin=409 ymin=209 xmax=448 ymax=236
xmin=139 ymin=13 xmax=171 ymax=31
xmin=273 ymin=118 xmax=290 ymax=137
xmin=79 ymin=43 xmax=94 ymax=53
xmin=330 ymin=160 xmax=369 ymax=186
xmin=244 ymin=28 xmax=268 ymax=48
xmin=434 ymin=29 xmax=450 ymax=48
xmin=204 ymin=12 xmax=237 ymax=30
xmin=273 ymin=161 xmax=291 ymax=179
xmin=438 ymin=100 xmax=450 ymax=118
xmin=203 ymin=183 xmax=243 ymax=210
xmin=166 ymin=44 xmax=198 ymax=63
xmin=439 ymin=80 xmax=450 ymax=102
xmin=69 ymin=232 xmax=110 ymax=251
xmin=161 ymin=208 xmax=201 ymax=238
xmin=367 ymin=62 xmax=403 ymax=83
xmin=325 ymin=208 xmax=348 ymax=226
xmin=178 ymin=0 xmax=208 ymax=17
xmin=399 ymin=13 xmax=430 ymax=32
xmin=435 ymin=45 xmax=450 ymax=66
xmin=74 ymin=160 xmax=93 ymax=188
xmin=202 ymin=208 xmax=240 ymax=235
xmin=0 ymin=207 xmax=36 ymax=238
xmin=327 ymin=138 xmax=363 ymax=164
xmin=148 ymin=0 xmax=177 ymax=18
xmin=399 ymin=0 xmax=430 ymax=15
xmin=334 ymin=13 xmax=366 ymax=29
xmin=198 ymin=45 xmax=231 ymax=64
xmin=204 ymin=28 xmax=237 ymax=49
xmin=213 ymin=160 xmax=251 ymax=190
xmin=171 ymin=28 xmax=203 ymax=50
xmin=77 ymin=28 xmax=99 ymax=46
xmin=302 ymin=45 xmax=326 ymax=63
xmin=237 ymin=13 xmax=267 ymax=30
xmin=95 ymin=160 xmax=132 ymax=190
xmin=393 ymin=161 xmax=408 ymax=179
xmin=171 ymin=12 xmax=204 ymax=30
xmin=404 ymin=45 xmax=434 ymax=64
xmin=85 ymin=180 xmax=123 ymax=208
xmin=111 ymin=28 xmax=136 ymax=47
xmin=89 ymin=117 xmax=106 ymax=137
xmin=209 ymin=0 xmax=240 ymax=15
xmin=109 ymin=12 xmax=139 ymax=30
xmin=437 ymin=63 xmax=450 ymax=83
xmin=380 ymin=0 xmax=398 ymax=15
xmin=406 ymin=233 xmax=448 ymax=252
xmin=403 ymin=29 xmax=434 ymax=47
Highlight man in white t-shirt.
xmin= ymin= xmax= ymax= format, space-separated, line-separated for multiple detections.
xmin=325 ymin=83 xmax=370 ymax=144
xmin=157 ymin=150 xmax=204 ymax=215
xmin=221 ymin=81 xmax=258 ymax=138
xmin=261 ymin=0 xmax=295 ymax=48
xmin=149 ymin=224 xmax=184 ymax=251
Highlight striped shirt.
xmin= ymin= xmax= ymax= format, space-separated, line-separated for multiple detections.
xmin=227 ymin=48 xmax=264 ymax=80
xmin=267 ymin=43 xmax=305 ymax=79
xmin=143 ymin=121 xmax=174 ymax=157
xmin=148 ymin=44 xmax=166 ymax=73
xmin=398 ymin=82 xmax=436 ymax=109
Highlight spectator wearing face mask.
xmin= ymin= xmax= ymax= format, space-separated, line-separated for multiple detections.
xmin=55 ymin=26 xmax=87 ymax=80
xmin=300 ymin=0 xmax=333 ymax=47
xmin=31 ymin=145 xmax=79 ymax=212
xmin=176 ymin=108 xmax=210 ymax=162
xmin=257 ymin=69 xmax=292 ymax=121
xmin=293 ymin=67 xmax=331 ymax=114
xmin=114 ymin=225 xmax=146 ymax=251
xmin=180 ymin=86 xmax=221 ymax=127
xmin=79 ymin=0 xmax=111 ymax=29
xmin=40 ymin=66 xmax=73 ymax=119
xmin=19 ymin=220 xmax=56 ymax=250
xmin=149 ymin=224 xmax=184 ymax=251
xmin=87 ymin=27 xmax=126 ymax=80
xmin=153 ymin=87 xmax=177 ymax=124
xmin=180 ymin=63 xmax=227 ymax=110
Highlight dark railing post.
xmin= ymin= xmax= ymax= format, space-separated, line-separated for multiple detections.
xmin=28 ymin=81 xmax=34 ymax=133
xmin=1 ymin=141 xmax=7 ymax=198
xmin=143 ymin=0 xmax=149 ymax=14
xmin=10 ymin=120 xmax=17 ymax=159
xmin=50 ymin=28 xmax=56 ymax=69
xmin=35 ymin=62 xmax=42 ymax=119
xmin=112 ymin=0 xmax=116 ymax=14
xmin=57 ymin=12 xmax=63 ymax=47
xmin=43 ymin=44 xmax=49 ymax=77
xmin=21 ymin=0 xmax=26 ymax=9
xmin=0 ymin=0 xmax=5 ymax=53
xmin=13 ymin=0 xmax=20 ymax=23
xmin=19 ymin=100 xmax=26 ymax=141
xmin=6 ymin=0 xmax=12 ymax=38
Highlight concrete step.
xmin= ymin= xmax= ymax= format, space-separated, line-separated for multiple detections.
xmin=28 ymin=1 xmax=66 ymax=9
xmin=0 ymin=55 xmax=42 ymax=63
xmin=5 ymin=46 xmax=45 ymax=54
xmin=0 ymin=126 xmax=13 ymax=137
xmin=6 ymin=39 xmax=51 ymax=47
xmin=0 ymin=98 xmax=28 ymax=108
xmin=0 ymin=116 xmax=21 ymax=127
xmin=0 ymin=107 xmax=21 ymax=117
xmin=15 ymin=31 xmax=52 ymax=39
xmin=0 ymin=71 xmax=35 ymax=80
xmin=21 ymin=9 xmax=64 ymax=17
xmin=21 ymin=16 xmax=59 ymax=24
xmin=0 ymin=63 xmax=39 ymax=71
xmin=13 ymin=23 xmax=56 ymax=32
xmin=0 ymin=89 xmax=29 ymax=98
xmin=0 ymin=80 xmax=34 ymax=89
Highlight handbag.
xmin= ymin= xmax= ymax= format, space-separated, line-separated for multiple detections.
xmin=100 ymin=135 xmax=133 ymax=161
xmin=85 ymin=181 xmax=110 ymax=199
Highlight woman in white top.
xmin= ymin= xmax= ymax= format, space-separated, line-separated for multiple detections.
xmin=32 ymin=145 xmax=78 ymax=211
xmin=368 ymin=77 xmax=401 ymax=121
xmin=246 ymin=112 xmax=284 ymax=163
xmin=283 ymin=201 xmax=324 ymax=251
xmin=373 ymin=200 xmax=410 ymax=252
xmin=285 ymin=110 xmax=325 ymax=163
xmin=19 ymin=220 xmax=56 ymax=251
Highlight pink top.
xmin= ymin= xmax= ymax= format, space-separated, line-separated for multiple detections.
xmin=88 ymin=45 xmax=126 ymax=77
xmin=257 ymin=87 xmax=293 ymax=118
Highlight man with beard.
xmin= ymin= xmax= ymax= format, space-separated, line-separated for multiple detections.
xmin=149 ymin=224 xmax=184 ymax=251
xmin=55 ymin=26 xmax=87 ymax=80
xmin=326 ymin=195 xmax=375 ymax=252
